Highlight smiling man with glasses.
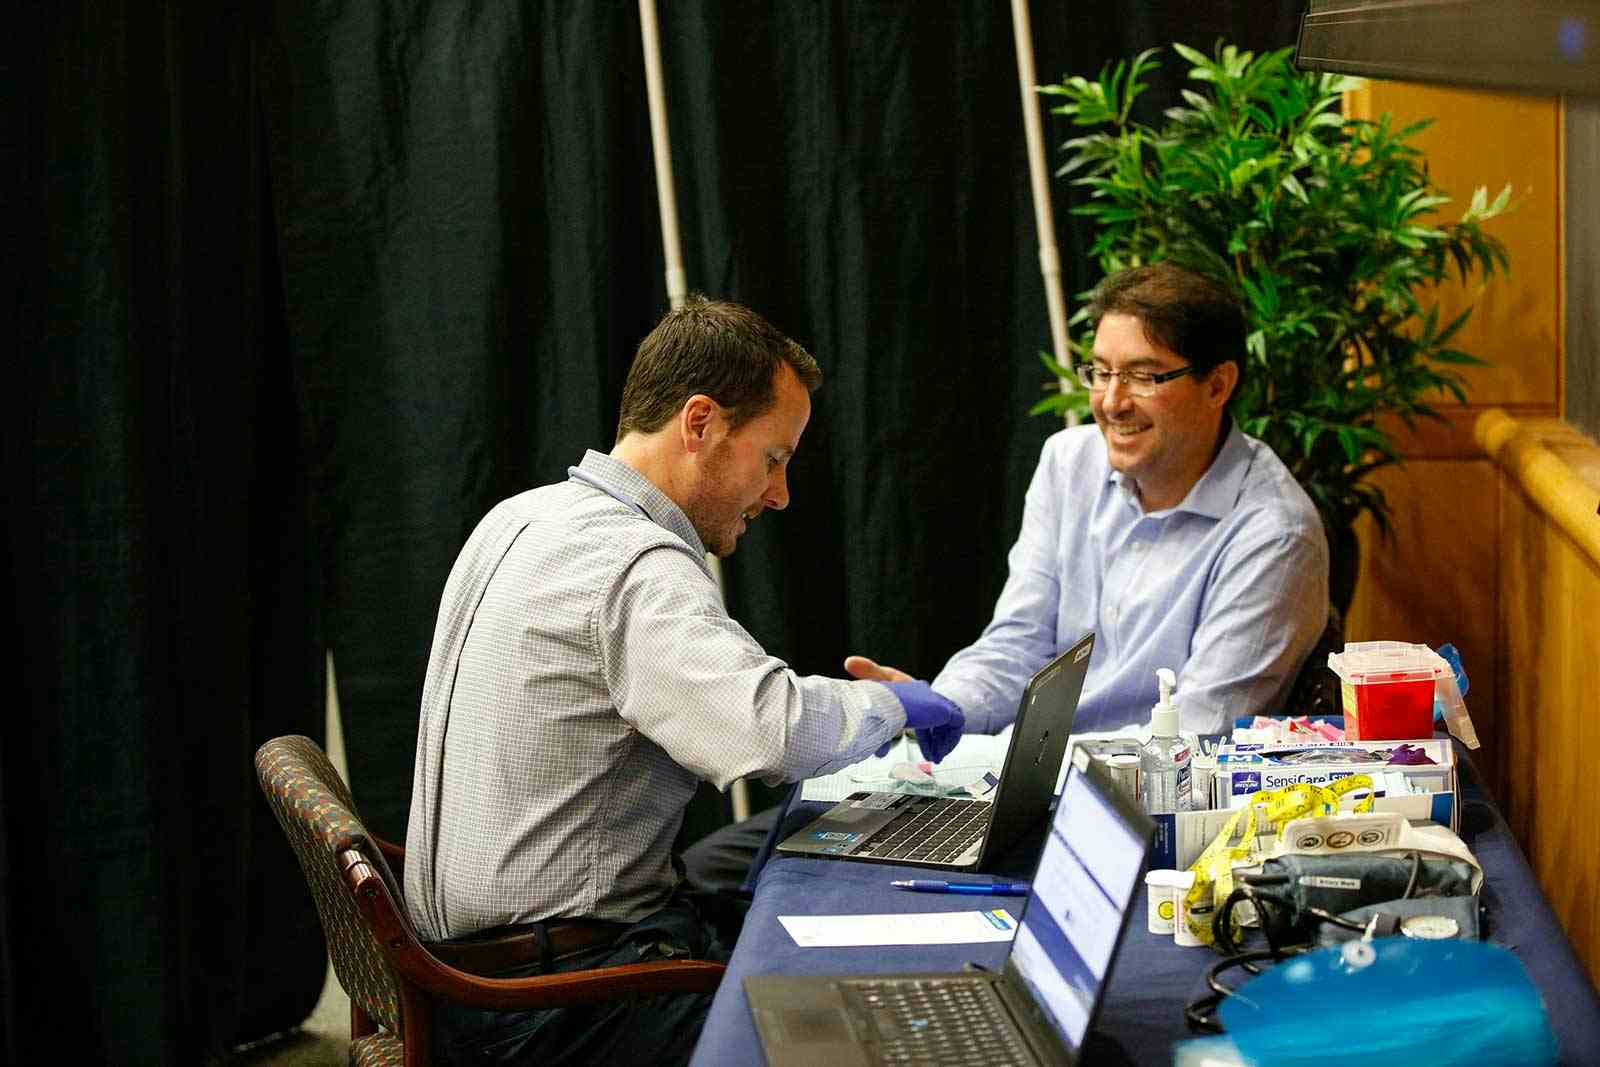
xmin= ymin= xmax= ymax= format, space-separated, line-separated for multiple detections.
xmin=845 ymin=261 xmax=1330 ymax=739
xmin=1079 ymin=269 xmax=1244 ymax=514
xmin=686 ymin=263 xmax=1332 ymax=899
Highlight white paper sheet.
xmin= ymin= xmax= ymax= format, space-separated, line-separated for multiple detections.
xmin=778 ymin=909 xmax=1020 ymax=947
xmin=798 ymin=726 xmax=1147 ymax=803
xmin=798 ymin=729 xmax=1014 ymax=803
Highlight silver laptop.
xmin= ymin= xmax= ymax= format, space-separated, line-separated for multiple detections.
xmin=774 ymin=633 xmax=1094 ymax=872
xmin=747 ymin=745 xmax=1156 ymax=1066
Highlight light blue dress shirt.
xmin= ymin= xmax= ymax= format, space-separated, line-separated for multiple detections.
xmin=932 ymin=422 xmax=1329 ymax=736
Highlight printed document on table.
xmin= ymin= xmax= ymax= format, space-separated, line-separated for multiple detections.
xmin=779 ymin=909 xmax=1019 ymax=947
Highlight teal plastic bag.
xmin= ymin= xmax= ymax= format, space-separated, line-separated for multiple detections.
xmin=1433 ymin=642 xmax=1468 ymax=721
xmin=1220 ymin=939 xmax=1556 ymax=1066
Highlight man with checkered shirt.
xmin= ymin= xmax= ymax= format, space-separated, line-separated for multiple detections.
xmin=404 ymin=295 xmax=964 ymax=1066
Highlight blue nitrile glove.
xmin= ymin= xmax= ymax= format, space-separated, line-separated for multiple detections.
xmin=1433 ymin=643 xmax=1469 ymax=722
xmin=884 ymin=681 xmax=966 ymax=764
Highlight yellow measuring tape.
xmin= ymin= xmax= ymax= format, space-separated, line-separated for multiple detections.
xmin=1181 ymin=776 xmax=1376 ymax=945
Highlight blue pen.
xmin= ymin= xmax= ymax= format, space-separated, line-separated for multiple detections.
xmin=890 ymin=880 xmax=1031 ymax=896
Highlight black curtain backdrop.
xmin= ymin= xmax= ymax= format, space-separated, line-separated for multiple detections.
xmin=7 ymin=3 xmax=326 ymax=1063
xmin=7 ymin=1 xmax=1299 ymax=1060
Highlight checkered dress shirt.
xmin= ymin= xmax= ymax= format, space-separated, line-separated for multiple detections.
xmin=405 ymin=450 xmax=903 ymax=938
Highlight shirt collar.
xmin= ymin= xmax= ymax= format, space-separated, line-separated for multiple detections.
xmin=1179 ymin=421 xmax=1252 ymax=519
xmin=1105 ymin=420 xmax=1253 ymax=520
xmin=569 ymin=450 xmax=710 ymax=560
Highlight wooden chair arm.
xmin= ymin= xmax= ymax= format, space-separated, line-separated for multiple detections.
xmin=341 ymin=851 xmax=726 ymax=1012
xmin=428 ymin=958 xmax=728 ymax=1011
xmin=372 ymin=834 xmax=405 ymax=874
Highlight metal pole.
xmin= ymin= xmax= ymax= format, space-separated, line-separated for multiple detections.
xmin=1010 ymin=0 xmax=1078 ymax=411
xmin=639 ymin=1 xmax=748 ymax=819
xmin=639 ymin=0 xmax=689 ymax=309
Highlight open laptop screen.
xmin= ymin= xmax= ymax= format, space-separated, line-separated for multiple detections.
xmin=1008 ymin=753 xmax=1149 ymax=1053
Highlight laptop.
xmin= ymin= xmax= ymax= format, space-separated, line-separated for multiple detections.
xmin=747 ymin=745 xmax=1156 ymax=1066
xmin=775 ymin=632 xmax=1094 ymax=872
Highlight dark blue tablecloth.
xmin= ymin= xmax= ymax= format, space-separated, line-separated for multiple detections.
xmin=689 ymin=754 xmax=1600 ymax=1066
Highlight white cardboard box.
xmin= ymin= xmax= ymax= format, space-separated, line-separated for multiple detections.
xmin=1212 ymin=738 xmax=1455 ymax=817
xmin=1149 ymin=791 xmax=1459 ymax=871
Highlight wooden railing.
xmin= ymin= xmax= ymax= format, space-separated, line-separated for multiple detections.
xmin=1474 ymin=408 xmax=1600 ymax=987
xmin=1477 ymin=409 xmax=1600 ymax=564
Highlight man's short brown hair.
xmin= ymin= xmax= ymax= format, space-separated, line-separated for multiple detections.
xmin=616 ymin=294 xmax=822 ymax=441
xmin=1085 ymin=263 xmax=1246 ymax=396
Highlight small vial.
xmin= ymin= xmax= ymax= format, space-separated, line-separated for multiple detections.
xmin=1172 ymin=871 xmax=1205 ymax=946
xmin=1189 ymin=747 xmax=1215 ymax=811
xmin=1145 ymin=869 xmax=1183 ymax=934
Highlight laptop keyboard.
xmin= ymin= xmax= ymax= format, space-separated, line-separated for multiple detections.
xmin=853 ymin=797 xmax=992 ymax=864
xmin=843 ymin=977 xmax=1036 ymax=1066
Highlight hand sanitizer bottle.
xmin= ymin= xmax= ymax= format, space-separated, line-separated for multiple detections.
xmin=1140 ymin=668 xmax=1193 ymax=814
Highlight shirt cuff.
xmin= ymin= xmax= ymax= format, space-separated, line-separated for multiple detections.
xmin=928 ymin=680 xmax=989 ymax=734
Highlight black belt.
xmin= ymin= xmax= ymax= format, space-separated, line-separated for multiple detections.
xmin=427 ymin=918 xmax=629 ymax=975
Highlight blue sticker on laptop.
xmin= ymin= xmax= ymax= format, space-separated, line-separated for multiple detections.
xmin=813 ymin=831 xmax=860 ymax=842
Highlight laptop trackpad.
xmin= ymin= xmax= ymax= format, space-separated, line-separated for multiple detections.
xmin=822 ymin=803 xmax=892 ymax=824
xmin=752 ymin=1004 xmax=870 ymax=1067
xmin=777 ymin=1005 xmax=852 ymax=1042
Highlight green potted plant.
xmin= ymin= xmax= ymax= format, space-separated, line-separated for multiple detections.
xmin=1035 ymin=42 xmax=1510 ymax=609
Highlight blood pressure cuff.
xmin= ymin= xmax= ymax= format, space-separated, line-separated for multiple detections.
xmin=1252 ymin=852 xmax=1478 ymax=925
xmin=1318 ymin=895 xmax=1484 ymax=945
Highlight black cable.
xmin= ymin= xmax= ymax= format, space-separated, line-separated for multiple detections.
xmin=1185 ymin=946 xmax=1310 ymax=1033
xmin=1184 ymin=989 xmax=1227 ymax=1033
xmin=1214 ymin=883 xmax=1305 ymax=967
xmin=1301 ymin=905 xmax=1366 ymax=933
xmin=1190 ymin=882 xmax=1316 ymax=1031
xmin=1211 ymin=887 xmax=1246 ymax=958
xmin=1402 ymin=850 xmax=1422 ymax=899
xmin=1251 ymin=889 xmax=1287 ymax=965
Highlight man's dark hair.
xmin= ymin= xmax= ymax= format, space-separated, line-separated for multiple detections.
xmin=616 ymin=294 xmax=822 ymax=441
xmin=1085 ymin=262 xmax=1247 ymax=394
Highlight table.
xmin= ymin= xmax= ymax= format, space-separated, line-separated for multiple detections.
xmin=689 ymin=751 xmax=1600 ymax=1065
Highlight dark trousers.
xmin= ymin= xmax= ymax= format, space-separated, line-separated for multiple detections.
xmin=431 ymin=893 xmax=736 ymax=1066
xmin=679 ymin=804 xmax=783 ymax=896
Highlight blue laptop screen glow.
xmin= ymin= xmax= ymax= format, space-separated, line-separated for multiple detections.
xmin=1007 ymin=761 xmax=1146 ymax=1051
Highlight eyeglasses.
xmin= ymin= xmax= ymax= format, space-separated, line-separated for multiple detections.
xmin=1074 ymin=362 xmax=1198 ymax=397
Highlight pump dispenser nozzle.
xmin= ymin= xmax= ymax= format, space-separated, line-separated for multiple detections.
xmin=1151 ymin=668 xmax=1179 ymax=738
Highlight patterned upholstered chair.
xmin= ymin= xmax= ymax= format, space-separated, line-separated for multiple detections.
xmin=254 ymin=735 xmax=726 ymax=1067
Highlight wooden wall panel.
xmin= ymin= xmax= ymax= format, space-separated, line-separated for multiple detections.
xmin=1565 ymin=97 xmax=1600 ymax=438
xmin=1347 ymin=83 xmax=1562 ymax=408
xmin=1346 ymin=460 xmax=1500 ymax=757
xmin=1497 ymin=474 xmax=1600 ymax=981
